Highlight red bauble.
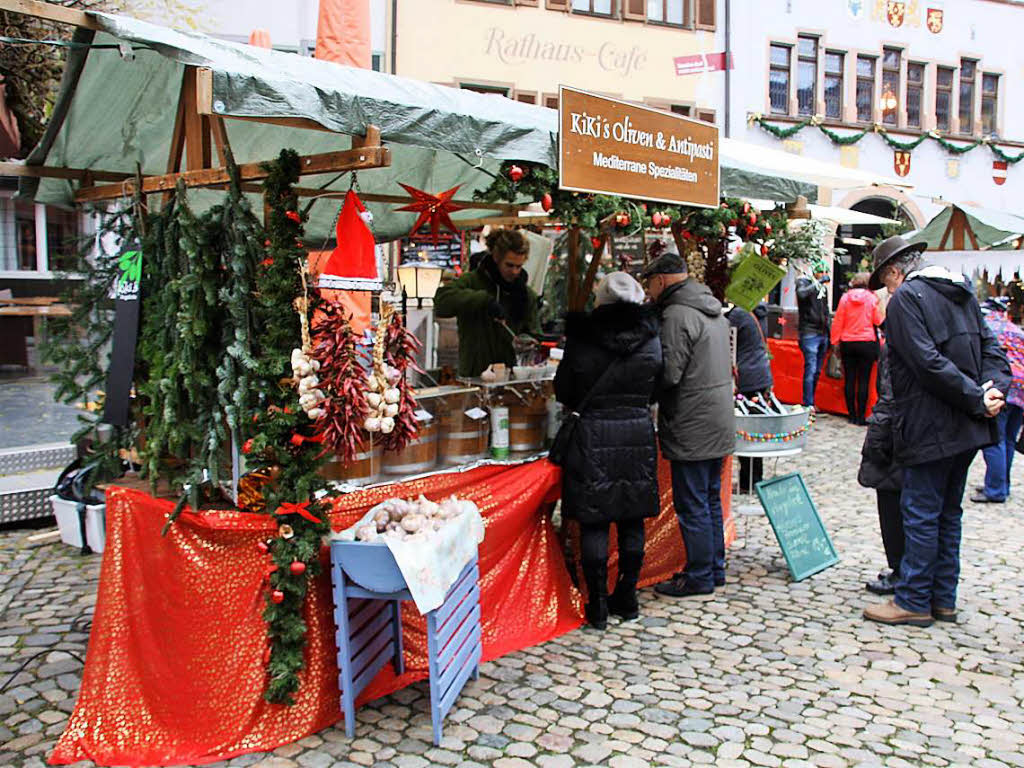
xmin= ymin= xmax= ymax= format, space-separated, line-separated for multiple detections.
xmin=541 ymin=193 xmax=553 ymax=212
xmin=748 ymin=213 xmax=757 ymax=226
xmin=761 ymin=244 xmax=770 ymax=257
xmin=682 ymin=231 xmax=693 ymax=240
xmin=256 ymin=540 xmax=269 ymax=554
xmin=289 ymin=433 xmax=304 ymax=447
xmin=271 ymin=590 xmax=285 ymax=604
xmin=285 ymin=210 xmax=301 ymax=224
xmin=591 ymin=236 xmax=603 ymax=250
xmin=290 ymin=561 xmax=307 ymax=576
xmin=242 ymin=438 xmax=254 ymax=455
xmin=508 ymin=165 xmax=524 ymax=182
xmin=651 ymin=212 xmax=663 ymax=227
xmin=746 ymin=226 xmax=757 ymax=237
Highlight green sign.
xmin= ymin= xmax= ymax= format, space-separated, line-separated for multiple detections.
xmin=725 ymin=251 xmax=787 ymax=312
xmin=755 ymin=473 xmax=838 ymax=581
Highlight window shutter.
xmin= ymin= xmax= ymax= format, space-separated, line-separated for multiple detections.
xmin=546 ymin=0 xmax=569 ymax=10
xmin=623 ymin=0 xmax=645 ymax=19
xmin=696 ymin=0 xmax=716 ymax=29
xmin=697 ymin=109 xmax=716 ymax=124
xmin=516 ymin=0 xmax=539 ymax=6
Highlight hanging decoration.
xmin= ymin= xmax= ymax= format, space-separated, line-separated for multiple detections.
xmin=395 ymin=183 xmax=464 ymax=243
xmin=310 ymin=301 xmax=370 ymax=462
xmin=380 ymin=304 xmax=423 ymax=452
xmin=749 ymin=114 xmax=1024 ymax=165
xmin=319 ymin=187 xmax=383 ymax=291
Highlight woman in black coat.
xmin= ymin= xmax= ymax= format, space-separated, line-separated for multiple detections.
xmin=554 ymin=272 xmax=663 ymax=630
xmin=857 ymin=340 xmax=903 ymax=594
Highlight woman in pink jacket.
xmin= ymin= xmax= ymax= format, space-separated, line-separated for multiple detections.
xmin=831 ymin=272 xmax=884 ymax=425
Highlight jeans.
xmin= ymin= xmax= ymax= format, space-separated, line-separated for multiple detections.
xmin=670 ymin=458 xmax=725 ymax=590
xmin=895 ymin=450 xmax=975 ymax=614
xmin=799 ymin=333 xmax=829 ymax=407
xmin=981 ymin=404 xmax=1023 ymax=501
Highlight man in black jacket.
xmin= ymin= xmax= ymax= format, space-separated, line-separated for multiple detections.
xmin=863 ymin=237 xmax=1011 ymax=627
xmin=795 ymin=261 xmax=831 ymax=407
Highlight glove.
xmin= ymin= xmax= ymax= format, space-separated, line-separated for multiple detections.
xmin=486 ymin=299 xmax=506 ymax=320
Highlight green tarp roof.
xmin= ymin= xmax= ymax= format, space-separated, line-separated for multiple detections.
xmin=22 ymin=11 xmax=917 ymax=238
xmin=914 ymin=202 xmax=1024 ymax=251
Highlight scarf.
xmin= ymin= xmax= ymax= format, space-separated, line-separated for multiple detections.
xmin=482 ymin=255 xmax=529 ymax=326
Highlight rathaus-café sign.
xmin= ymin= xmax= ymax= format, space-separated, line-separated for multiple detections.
xmin=485 ymin=28 xmax=647 ymax=78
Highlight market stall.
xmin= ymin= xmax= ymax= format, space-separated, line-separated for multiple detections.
xmin=0 ymin=5 xmax=885 ymax=766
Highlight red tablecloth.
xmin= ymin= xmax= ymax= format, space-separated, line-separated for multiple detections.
xmin=768 ymin=337 xmax=877 ymax=416
xmin=52 ymin=457 xmax=732 ymax=767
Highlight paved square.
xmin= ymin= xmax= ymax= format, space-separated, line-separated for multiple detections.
xmin=2 ymin=414 xmax=1022 ymax=767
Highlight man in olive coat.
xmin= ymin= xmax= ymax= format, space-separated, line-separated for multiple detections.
xmin=434 ymin=229 xmax=541 ymax=377
xmin=643 ymin=251 xmax=735 ymax=597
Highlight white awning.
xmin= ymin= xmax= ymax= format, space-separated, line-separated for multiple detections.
xmin=721 ymin=138 xmax=913 ymax=192
xmin=745 ymin=198 xmax=900 ymax=225
xmin=926 ymin=250 xmax=1024 ymax=279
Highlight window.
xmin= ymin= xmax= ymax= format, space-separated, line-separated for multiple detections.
xmin=14 ymin=200 xmax=36 ymax=272
xmin=695 ymin=0 xmax=715 ymax=29
xmin=647 ymin=0 xmax=684 ymax=25
xmin=45 ymin=207 xmax=80 ymax=272
xmin=881 ymin=47 xmax=901 ymax=125
xmin=571 ymin=0 xmax=613 ymax=14
xmin=982 ymin=73 xmax=999 ymax=136
xmin=544 ymin=93 xmax=559 ymax=109
xmin=459 ymin=82 xmax=510 ymax=96
xmin=856 ymin=55 xmax=876 ymax=122
xmin=959 ymin=58 xmax=976 ymax=133
xmin=796 ymin=36 xmax=818 ymax=116
xmin=695 ymin=108 xmax=716 ymax=124
xmin=906 ymin=62 xmax=924 ymax=128
xmin=515 ymin=91 xmax=537 ymax=104
xmin=824 ymin=51 xmax=844 ymax=119
xmin=670 ymin=104 xmax=691 ymax=116
xmin=769 ymin=44 xmax=791 ymax=115
xmin=936 ymin=66 xmax=953 ymax=130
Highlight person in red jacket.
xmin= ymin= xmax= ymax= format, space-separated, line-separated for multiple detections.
xmin=831 ymin=272 xmax=884 ymax=425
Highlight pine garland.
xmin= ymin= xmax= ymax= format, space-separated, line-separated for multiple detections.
xmin=752 ymin=115 xmax=1024 ymax=164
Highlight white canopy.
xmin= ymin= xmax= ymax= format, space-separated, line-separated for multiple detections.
xmin=926 ymin=250 xmax=1024 ymax=280
xmin=721 ymin=138 xmax=913 ymax=192
xmin=745 ymin=198 xmax=900 ymax=226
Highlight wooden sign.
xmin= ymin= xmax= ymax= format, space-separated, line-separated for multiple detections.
xmin=559 ymin=86 xmax=719 ymax=208
xmin=755 ymin=473 xmax=839 ymax=581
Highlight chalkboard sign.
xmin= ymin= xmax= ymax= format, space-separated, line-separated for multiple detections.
xmin=755 ymin=473 xmax=838 ymax=581
xmin=401 ymin=233 xmax=463 ymax=271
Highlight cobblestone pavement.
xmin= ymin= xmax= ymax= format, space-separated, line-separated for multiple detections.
xmin=2 ymin=414 xmax=1023 ymax=768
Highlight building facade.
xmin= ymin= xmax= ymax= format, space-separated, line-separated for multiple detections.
xmin=729 ymin=0 xmax=1024 ymax=228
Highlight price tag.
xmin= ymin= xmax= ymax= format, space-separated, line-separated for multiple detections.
xmin=464 ymin=407 xmax=487 ymax=420
xmin=414 ymin=409 xmax=433 ymax=422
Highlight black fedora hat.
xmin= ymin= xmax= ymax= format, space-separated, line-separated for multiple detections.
xmin=868 ymin=235 xmax=927 ymax=291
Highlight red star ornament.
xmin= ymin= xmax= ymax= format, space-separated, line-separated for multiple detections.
xmin=395 ymin=183 xmax=464 ymax=243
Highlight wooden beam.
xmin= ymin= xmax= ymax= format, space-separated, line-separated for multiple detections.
xmin=181 ymin=68 xmax=211 ymax=172
xmin=452 ymin=214 xmax=555 ymax=230
xmin=0 ymin=0 xmax=100 ymax=29
xmin=0 ymin=162 xmax=130 ymax=183
xmin=209 ymin=116 xmax=232 ymax=168
xmin=74 ymin=145 xmax=391 ymax=203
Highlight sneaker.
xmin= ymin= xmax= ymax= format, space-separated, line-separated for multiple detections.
xmin=933 ymin=606 xmax=957 ymax=623
xmin=654 ymin=574 xmax=714 ymax=598
xmin=863 ymin=600 xmax=934 ymax=627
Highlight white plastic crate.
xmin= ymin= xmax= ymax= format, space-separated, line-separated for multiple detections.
xmin=49 ymin=495 xmax=106 ymax=553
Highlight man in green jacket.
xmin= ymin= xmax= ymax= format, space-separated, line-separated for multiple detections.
xmin=435 ymin=229 xmax=541 ymax=377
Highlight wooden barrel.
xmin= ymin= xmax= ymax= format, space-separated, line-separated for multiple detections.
xmin=382 ymin=421 xmax=439 ymax=475
xmin=439 ymin=410 xmax=489 ymax=465
xmin=508 ymin=404 xmax=547 ymax=453
xmin=319 ymin=445 xmax=383 ymax=485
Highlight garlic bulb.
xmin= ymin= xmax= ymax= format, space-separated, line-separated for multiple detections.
xmin=384 ymin=403 xmax=399 ymax=418
xmin=380 ymin=417 xmax=395 ymax=434
xmin=384 ymin=388 xmax=401 ymax=405
xmin=366 ymin=392 xmax=383 ymax=409
xmin=364 ymin=417 xmax=382 ymax=432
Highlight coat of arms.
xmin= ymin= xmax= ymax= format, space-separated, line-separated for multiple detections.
xmin=887 ymin=0 xmax=906 ymax=26
xmin=894 ymin=151 xmax=911 ymax=178
xmin=993 ymin=160 xmax=1008 ymax=186
xmin=927 ymin=7 xmax=944 ymax=32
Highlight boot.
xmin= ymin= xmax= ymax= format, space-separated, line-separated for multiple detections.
xmin=582 ymin=560 xmax=608 ymax=630
xmin=608 ymin=555 xmax=642 ymax=621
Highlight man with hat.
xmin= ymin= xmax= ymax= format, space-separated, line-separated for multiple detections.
xmin=642 ymin=249 xmax=735 ymax=597
xmin=863 ymin=236 xmax=1010 ymax=627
